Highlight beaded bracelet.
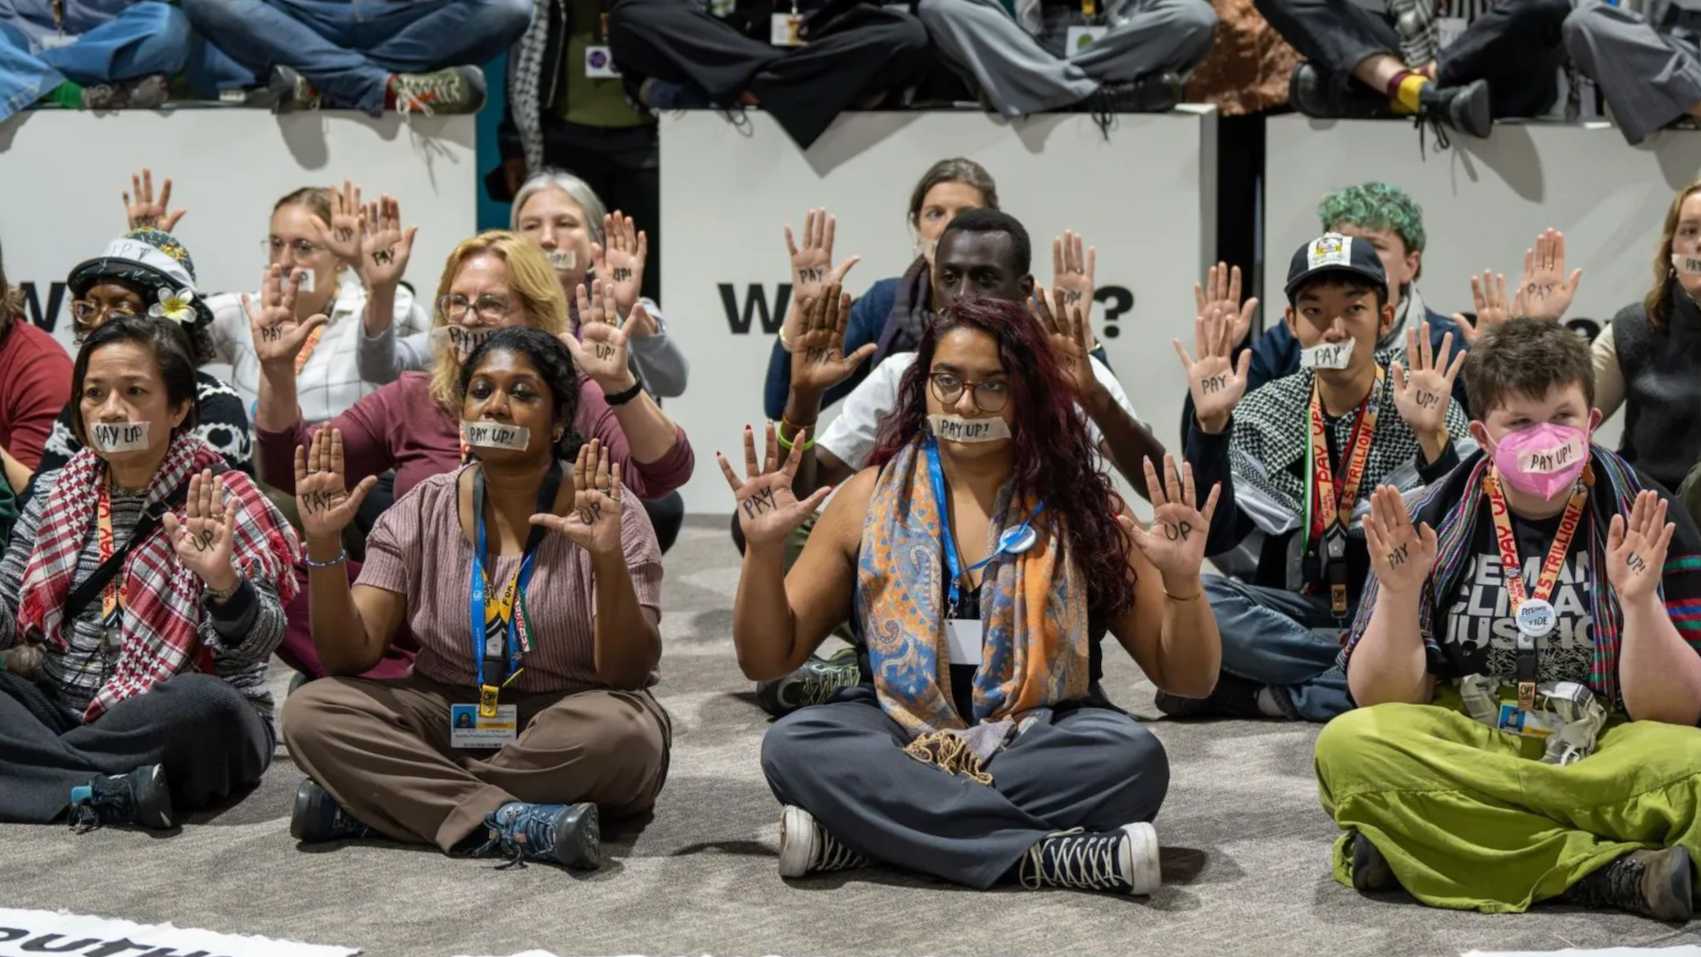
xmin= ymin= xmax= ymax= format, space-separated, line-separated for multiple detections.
xmin=304 ymin=549 xmax=348 ymax=569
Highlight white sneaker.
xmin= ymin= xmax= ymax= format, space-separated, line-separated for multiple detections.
xmin=777 ymin=805 xmax=869 ymax=878
xmin=1020 ymin=821 xmax=1162 ymax=895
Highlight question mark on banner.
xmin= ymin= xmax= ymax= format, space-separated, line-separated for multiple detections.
xmin=1094 ymin=286 xmax=1135 ymax=339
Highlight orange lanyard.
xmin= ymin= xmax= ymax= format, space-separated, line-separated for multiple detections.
xmin=1483 ymin=466 xmax=1589 ymax=709
xmin=1306 ymin=365 xmax=1384 ymax=615
xmin=291 ymin=297 xmax=335 ymax=374
xmin=96 ymin=480 xmax=124 ymax=623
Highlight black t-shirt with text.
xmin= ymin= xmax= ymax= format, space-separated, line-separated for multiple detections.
xmin=1437 ymin=508 xmax=1596 ymax=686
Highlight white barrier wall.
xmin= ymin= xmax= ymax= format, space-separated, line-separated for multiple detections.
xmin=662 ymin=108 xmax=1218 ymax=515
xmin=0 ymin=111 xmax=477 ymax=363
xmin=1265 ymin=115 xmax=1701 ymax=446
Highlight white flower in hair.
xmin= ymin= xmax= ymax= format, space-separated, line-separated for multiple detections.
xmin=148 ymin=287 xmax=197 ymax=325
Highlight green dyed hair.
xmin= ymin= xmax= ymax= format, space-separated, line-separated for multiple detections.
xmin=1317 ymin=182 xmax=1427 ymax=274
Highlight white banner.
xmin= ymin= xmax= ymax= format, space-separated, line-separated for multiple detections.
xmin=0 ymin=908 xmax=358 ymax=957
xmin=1264 ymin=115 xmax=1701 ymax=447
xmin=661 ymin=109 xmax=1218 ymax=514
xmin=0 ymin=110 xmax=477 ymax=362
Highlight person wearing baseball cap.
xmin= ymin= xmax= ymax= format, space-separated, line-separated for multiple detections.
xmin=1160 ymin=231 xmax=1475 ymax=723
xmin=29 ymin=229 xmax=252 ymax=493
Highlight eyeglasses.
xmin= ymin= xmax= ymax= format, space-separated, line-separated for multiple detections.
xmin=929 ymin=371 xmax=1009 ymax=413
xmin=71 ymin=300 xmax=141 ymax=324
xmin=438 ymin=295 xmax=515 ymax=324
xmin=261 ymin=238 xmax=327 ymax=261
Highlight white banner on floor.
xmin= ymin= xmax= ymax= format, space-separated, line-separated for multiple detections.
xmin=0 ymin=908 xmax=360 ymax=957
xmin=660 ymin=108 xmax=1219 ymax=515
xmin=1463 ymin=949 xmax=1701 ymax=957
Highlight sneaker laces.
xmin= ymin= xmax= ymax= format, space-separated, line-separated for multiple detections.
xmin=1412 ymin=103 xmax=1451 ymax=156
xmin=721 ymin=107 xmax=753 ymax=137
xmin=1020 ymin=828 xmax=1128 ymax=891
xmin=1569 ymin=856 xmax=1646 ymax=911
xmin=1088 ymin=90 xmax=1115 ymax=142
xmin=810 ymin=826 xmax=869 ymax=873
xmin=391 ymin=74 xmax=452 ymax=117
xmin=68 ymin=777 xmax=133 ymax=834
xmin=473 ymin=804 xmax=557 ymax=871
xmin=784 ymin=666 xmax=858 ymax=709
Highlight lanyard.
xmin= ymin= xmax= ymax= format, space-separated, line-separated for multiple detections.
xmin=95 ymin=480 xmax=125 ymax=652
xmin=1483 ymin=465 xmax=1590 ymax=712
xmin=923 ymin=437 xmax=1045 ymax=613
xmin=469 ymin=460 xmax=563 ymax=716
xmin=292 ymin=296 xmax=335 ymax=374
xmin=1303 ymin=364 xmax=1385 ymax=616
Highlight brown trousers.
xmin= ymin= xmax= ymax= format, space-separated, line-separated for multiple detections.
xmin=281 ymin=673 xmax=671 ymax=851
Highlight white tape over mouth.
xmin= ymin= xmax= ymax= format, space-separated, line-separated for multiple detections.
xmin=90 ymin=421 xmax=150 ymax=453
xmin=1673 ymin=253 xmax=1701 ymax=275
xmin=462 ymin=421 xmax=531 ymax=450
xmin=928 ymin=414 xmax=1011 ymax=443
xmin=293 ymin=268 xmax=316 ymax=294
xmin=546 ymin=250 xmax=577 ymax=271
xmin=432 ymin=324 xmax=499 ymax=357
xmin=1300 ymin=338 xmax=1355 ymax=370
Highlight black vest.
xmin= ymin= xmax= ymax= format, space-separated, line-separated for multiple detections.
xmin=1614 ymin=288 xmax=1701 ymax=491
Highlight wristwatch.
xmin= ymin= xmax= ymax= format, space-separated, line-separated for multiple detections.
xmin=604 ymin=379 xmax=644 ymax=406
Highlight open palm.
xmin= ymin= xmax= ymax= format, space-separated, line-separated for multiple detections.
xmin=1516 ymin=228 xmax=1583 ymax=322
xmin=781 ymin=208 xmax=860 ymax=345
xmin=1363 ymin=485 xmax=1437 ymax=595
xmin=1391 ymin=322 xmax=1464 ymax=436
xmin=161 ymin=469 xmax=237 ymax=587
xmin=1453 ymin=270 xmax=1511 ymax=345
xmin=593 ymin=210 xmax=649 ymax=320
xmin=567 ymin=279 xmax=635 ymax=391
xmin=1031 ymin=284 xmax=1095 ymax=396
xmin=1176 ymin=301 xmax=1251 ymax=430
xmin=1606 ymin=490 xmax=1675 ymax=603
xmin=123 ymin=168 xmax=187 ymax=233
xmin=531 ymin=440 xmax=626 ymax=556
xmin=360 ymin=194 xmax=416 ymax=289
xmin=791 ymin=283 xmax=875 ymax=395
xmin=719 ymin=422 xmax=832 ymax=547
xmin=293 ymin=426 xmax=378 ymax=539
xmin=322 ymin=179 xmax=365 ymax=264
xmin=1120 ymin=454 xmax=1219 ymax=580
xmin=243 ymin=264 xmax=328 ymax=366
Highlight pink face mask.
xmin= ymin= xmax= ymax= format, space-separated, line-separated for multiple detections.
xmin=1491 ymin=422 xmax=1588 ymax=499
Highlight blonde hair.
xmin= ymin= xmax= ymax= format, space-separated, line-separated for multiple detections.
xmin=1647 ymin=179 xmax=1701 ymax=332
xmin=428 ymin=230 xmax=569 ymax=412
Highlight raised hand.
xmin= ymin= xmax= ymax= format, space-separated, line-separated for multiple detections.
xmin=1052 ymin=230 xmax=1097 ymax=319
xmin=1119 ymin=454 xmax=1220 ymax=582
xmin=1453 ymin=270 xmax=1510 ymax=345
xmin=1194 ymin=262 xmax=1259 ymax=348
xmin=593 ymin=210 xmax=649 ymax=320
xmin=243 ymin=264 xmax=328 ymax=367
xmin=1515 ymin=228 xmax=1583 ymax=322
xmin=1607 ymin=490 xmax=1675 ymax=603
xmin=123 ymin=168 xmax=187 ymax=233
xmin=719 ymin=422 xmax=834 ymax=547
xmin=1175 ymin=300 xmax=1252 ymax=433
xmin=161 ymin=469 xmax=238 ymax=590
xmin=1364 ymin=485 xmax=1437 ymax=595
xmin=1391 ymin=321 xmax=1465 ymax=436
xmin=790 ymin=283 xmax=875 ymax=396
xmin=321 ymin=179 xmax=365 ymax=264
xmin=781 ymin=208 xmax=860 ymax=348
xmin=531 ymin=439 xmax=625 ymax=557
xmin=1031 ymin=284 xmax=1095 ymax=396
xmin=360 ymin=194 xmax=417 ymax=289
xmin=566 ymin=278 xmax=636 ymax=393
xmin=293 ymin=426 xmax=379 ymax=540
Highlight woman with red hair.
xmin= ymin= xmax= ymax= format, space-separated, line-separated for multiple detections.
xmin=723 ymin=296 xmax=1223 ymax=895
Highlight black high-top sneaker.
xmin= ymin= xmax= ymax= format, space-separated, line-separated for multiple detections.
xmin=1019 ymin=822 xmax=1161 ymax=895
xmin=68 ymin=764 xmax=172 ymax=831
xmin=290 ymin=779 xmax=374 ymax=844
xmin=777 ymin=805 xmax=869 ymax=878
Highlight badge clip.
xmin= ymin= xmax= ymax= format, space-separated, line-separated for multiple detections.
xmin=1331 ymin=582 xmax=1348 ymax=616
xmin=479 ymin=684 xmax=500 ymax=718
xmin=1517 ymin=680 xmax=1537 ymax=714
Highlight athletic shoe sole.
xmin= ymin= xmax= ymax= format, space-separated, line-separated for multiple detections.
xmin=778 ymin=805 xmax=818 ymax=878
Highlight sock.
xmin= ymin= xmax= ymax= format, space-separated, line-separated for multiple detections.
xmin=1255 ymin=686 xmax=1285 ymax=718
xmin=43 ymin=80 xmax=83 ymax=108
xmin=383 ymin=75 xmax=398 ymax=110
xmin=1385 ymin=70 xmax=1428 ymax=114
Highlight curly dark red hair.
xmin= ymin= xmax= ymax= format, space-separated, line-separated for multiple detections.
xmin=869 ymin=296 xmax=1136 ymax=624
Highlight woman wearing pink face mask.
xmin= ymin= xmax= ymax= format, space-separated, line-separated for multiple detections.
xmin=1320 ymin=318 xmax=1701 ymax=922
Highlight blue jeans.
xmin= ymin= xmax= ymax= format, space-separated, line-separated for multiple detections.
xmin=0 ymin=0 xmax=186 ymax=120
xmin=1203 ymin=575 xmax=1354 ymax=723
xmin=180 ymin=0 xmax=531 ymax=114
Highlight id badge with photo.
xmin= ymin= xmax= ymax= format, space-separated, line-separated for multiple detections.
xmin=584 ymin=44 xmax=620 ymax=78
xmin=945 ymin=619 xmax=984 ymax=666
xmin=771 ymin=13 xmax=805 ymax=46
xmin=1496 ymin=702 xmax=1555 ymax=738
xmin=450 ymin=703 xmax=518 ymax=749
xmin=1065 ymin=25 xmax=1109 ymax=53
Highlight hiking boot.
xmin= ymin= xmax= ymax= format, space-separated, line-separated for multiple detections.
xmin=290 ymin=779 xmax=373 ymax=844
xmin=1351 ymin=831 xmax=1399 ymax=893
xmin=1154 ymin=672 xmax=1268 ymax=719
xmin=778 ymin=805 xmax=869 ymax=878
xmin=68 ymin=764 xmax=173 ymax=831
xmin=637 ymin=77 xmax=713 ymax=112
xmin=389 ymin=66 xmax=486 ymax=115
xmin=1287 ymin=62 xmax=1393 ymax=120
xmin=81 ymin=74 xmax=170 ymax=111
xmin=475 ymin=801 xmax=601 ymax=870
xmin=1417 ymin=77 xmax=1491 ymax=139
xmin=272 ymin=66 xmax=321 ymax=113
xmin=1019 ymin=822 xmax=1161 ymax=895
xmin=1094 ymin=72 xmax=1183 ymax=114
xmin=1565 ymin=847 xmax=1693 ymax=922
xmin=755 ymin=646 xmax=861 ymax=717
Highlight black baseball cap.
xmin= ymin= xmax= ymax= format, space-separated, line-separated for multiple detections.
xmin=1284 ymin=232 xmax=1388 ymax=303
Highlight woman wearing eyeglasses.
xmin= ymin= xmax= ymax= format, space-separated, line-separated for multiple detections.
xmin=35 ymin=229 xmax=252 ymax=485
xmin=196 ymin=182 xmax=431 ymax=425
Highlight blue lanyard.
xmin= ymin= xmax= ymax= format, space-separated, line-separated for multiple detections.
xmin=923 ymin=437 xmax=1045 ymax=611
xmin=469 ymin=460 xmax=562 ymax=691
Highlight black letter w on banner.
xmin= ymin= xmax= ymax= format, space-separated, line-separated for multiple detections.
xmin=16 ymin=282 xmax=66 ymax=334
xmin=719 ymin=283 xmax=792 ymax=335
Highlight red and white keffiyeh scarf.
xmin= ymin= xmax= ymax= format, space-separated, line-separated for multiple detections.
xmin=18 ymin=433 xmax=299 ymax=722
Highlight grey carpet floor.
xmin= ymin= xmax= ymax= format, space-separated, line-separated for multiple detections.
xmin=4 ymin=518 xmax=1695 ymax=957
